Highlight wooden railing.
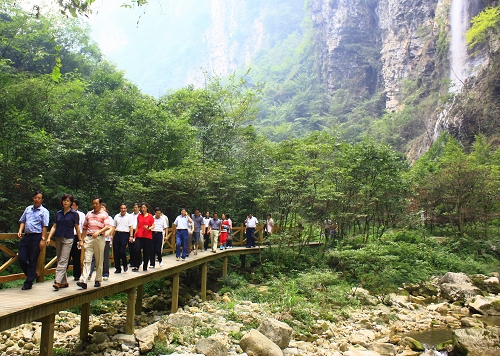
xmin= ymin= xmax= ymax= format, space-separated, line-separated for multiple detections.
xmin=0 ymin=224 xmax=266 ymax=285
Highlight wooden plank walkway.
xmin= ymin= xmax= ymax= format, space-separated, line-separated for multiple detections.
xmin=0 ymin=245 xmax=272 ymax=355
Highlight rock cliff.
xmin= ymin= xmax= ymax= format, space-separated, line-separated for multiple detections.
xmin=310 ymin=0 xmax=444 ymax=111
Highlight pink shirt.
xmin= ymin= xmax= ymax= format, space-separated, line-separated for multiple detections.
xmin=83 ymin=209 xmax=111 ymax=235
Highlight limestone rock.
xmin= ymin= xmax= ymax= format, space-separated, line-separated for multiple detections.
xmin=440 ymin=272 xmax=472 ymax=285
xmin=440 ymin=283 xmax=482 ymax=303
xmin=349 ymin=329 xmax=376 ymax=346
xmin=112 ymin=333 xmax=137 ymax=346
xmin=453 ymin=327 xmax=500 ymax=356
xmin=399 ymin=337 xmax=424 ymax=352
xmin=195 ymin=336 xmax=228 ymax=356
xmin=468 ymin=295 xmax=500 ymax=316
xmin=167 ymin=312 xmax=196 ymax=327
xmin=134 ymin=321 xmax=167 ymax=353
xmin=257 ymin=318 xmax=293 ymax=349
xmin=240 ymin=329 xmax=284 ymax=356
xmin=368 ymin=342 xmax=397 ymax=355
xmin=461 ymin=317 xmax=484 ymax=328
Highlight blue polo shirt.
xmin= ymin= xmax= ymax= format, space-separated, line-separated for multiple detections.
xmin=54 ymin=209 xmax=80 ymax=238
xmin=19 ymin=204 xmax=50 ymax=234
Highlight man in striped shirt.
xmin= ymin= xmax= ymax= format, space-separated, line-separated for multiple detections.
xmin=77 ymin=197 xmax=111 ymax=289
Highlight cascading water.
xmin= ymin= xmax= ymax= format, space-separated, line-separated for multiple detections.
xmin=449 ymin=0 xmax=472 ymax=92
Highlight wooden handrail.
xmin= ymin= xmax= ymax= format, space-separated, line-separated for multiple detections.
xmin=0 ymin=224 xmax=269 ymax=285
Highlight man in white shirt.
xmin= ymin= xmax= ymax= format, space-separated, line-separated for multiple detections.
xmin=245 ymin=213 xmax=258 ymax=248
xmin=202 ymin=211 xmax=211 ymax=251
xmin=173 ymin=208 xmax=193 ymax=261
xmin=113 ymin=204 xmax=133 ymax=273
xmin=151 ymin=207 xmax=168 ymax=267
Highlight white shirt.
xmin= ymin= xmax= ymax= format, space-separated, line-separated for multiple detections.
xmin=246 ymin=216 xmax=258 ymax=228
xmin=132 ymin=212 xmax=140 ymax=229
xmin=153 ymin=216 xmax=168 ymax=232
xmin=203 ymin=217 xmax=211 ymax=232
xmin=174 ymin=215 xmax=190 ymax=229
xmin=74 ymin=210 xmax=85 ymax=235
xmin=105 ymin=216 xmax=114 ymax=241
xmin=114 ymin=213 xmax=133 ymax=233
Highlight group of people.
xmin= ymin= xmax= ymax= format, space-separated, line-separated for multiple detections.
xmin=16 ymin=190 xmax=276 ymax=291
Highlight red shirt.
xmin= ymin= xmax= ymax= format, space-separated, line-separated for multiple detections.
xmin=135 ymin=213 xmax=154 ymax=239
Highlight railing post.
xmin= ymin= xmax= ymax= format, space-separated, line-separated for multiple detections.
xmin=222 ymin=256 xmax=228 ymax=278
xmin=240 ymin=224 xmax=245 ymax=246
xmin=36 ymin=243 xmax=47 ymax=283
xmin=172 ymin=225 xmax=177 ymax=255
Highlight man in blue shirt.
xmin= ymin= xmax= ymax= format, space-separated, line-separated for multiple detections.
xmin=173 ymin=208 xmax=193 ymax=261
xmin=17 ymin=190 xmax=50 ymax=290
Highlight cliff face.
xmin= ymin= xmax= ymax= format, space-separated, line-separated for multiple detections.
xmin=310 ymin=0 xmax=442 ymax=111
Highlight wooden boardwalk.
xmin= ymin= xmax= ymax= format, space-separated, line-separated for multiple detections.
xmin=0 ymin=245 xmax=264 ymax=356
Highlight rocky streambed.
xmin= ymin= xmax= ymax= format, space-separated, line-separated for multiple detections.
xmin=1 ymin=272 xmax=499 ymax=356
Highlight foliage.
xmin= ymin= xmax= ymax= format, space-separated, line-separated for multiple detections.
xmin=466 ymin=5 xmax=500 ymax=50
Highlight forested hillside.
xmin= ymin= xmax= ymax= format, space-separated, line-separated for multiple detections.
xmin=0 ymin=0 xmax=499 ymax=267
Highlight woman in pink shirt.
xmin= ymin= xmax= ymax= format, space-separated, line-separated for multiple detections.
xmin=133 ymin=202 xmax=155 ymax=271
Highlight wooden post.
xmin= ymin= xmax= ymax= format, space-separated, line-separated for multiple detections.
xmin=38 ymin=313 xmax=55 ymax=356
xmin=171 ymin=272 xmax=179 ymax=313
xmin=80 ymin=302 xmax=90 ymax=341
xmin=135 ymin=284 xmax=144 ymax=315
xmin=126 ymin=287 xmax=136 ymax=334
xmin=240 ymin=255 xmax=246 ymax=270
xmin=36 ymin=243 xmax=47 ymax=283
xmin=201 ymin=263 xmax=207 ymax=301
xmin=240 ymin=224 xmax=245 ymax=246
xmin=222 ymin=256 xmax=228 ymax=278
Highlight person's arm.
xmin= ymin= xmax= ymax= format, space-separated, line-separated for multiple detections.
xmin=46 ymin=223 xmax=57 ymax=243
xmin=40 ymin=226 xmax=48 ymax=248
xmin=18 ymin=222 xmax=25 ymax=238
xmin=75 ymin=224 xmax=82 ymax=247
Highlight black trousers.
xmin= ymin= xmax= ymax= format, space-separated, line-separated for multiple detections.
xmin=18 ymin=233 xmax=42 ymax=287
xmin=113 ymin=232 xmax=129 ymax=272
xmin=203 ymin=231 xmax=210 ymax=250
xmin=135 ymin=238 xmax=152 ymax=270
xmin=150 ymin=232 xmax=163 ymax=266
xmin=68 ymin=237 xmax=81 ymax=280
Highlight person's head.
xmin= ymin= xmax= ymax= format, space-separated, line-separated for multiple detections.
xmin=119 ymin=204 xmax=127 ymax=215
xmin=72 ymin=198 xmax=80 ymax=211
xmin=32 ymin=190 xmax=44 ymax=208
xmin=180 ymin=208 xmax=187 ymax=216
xmin=205 ymin=211 xmax=210 ymax=217
xmin=92 ymin=197 xmax=103 ymax=213
xmin=213 ymin=212 xmax=218 ymax=219
xmin=102 ymin=202 xmax=108 ymax=212
xmin=155 ymin=207 xmax=162 ymax=218
xmin=133 ymin=203 xmax=140 ymax=214
xmin=140 ymin=202 xmax=149 ymax=214
xmin=266 ymin=214 xmax=271 ymax=219
xmin=248 ymin=213 xmax=253 ymax=218
xmin=195 ymin=209 xmax=201 ymax=216
xmin=226 ymin=214 xmax=230 ymax=219
xmin=60 ymin=194 xmax=74 ymax=209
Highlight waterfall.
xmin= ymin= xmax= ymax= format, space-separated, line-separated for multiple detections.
xmin=449 ymin=0 xmax=471 ymax=92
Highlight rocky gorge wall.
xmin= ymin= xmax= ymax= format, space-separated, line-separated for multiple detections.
xmin=309 ymin=0 xmax=444 ymax=111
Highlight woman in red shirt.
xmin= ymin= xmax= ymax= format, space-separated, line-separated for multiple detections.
xmin=133 ymin=202 xmax=155 ymax=271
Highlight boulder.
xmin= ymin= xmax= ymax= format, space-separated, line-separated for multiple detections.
xmin=440 ymin=283 xmax=482 ymax=303
xmin=368 ymin=342 xmax=397 ymax=355
xmin=453 ymin=327 xmax=500 ymax=356
xmin=440 ymin=272 xmax=472 ymax=285
xmin=167 ymin=312 xmax=196 ymax=327
xmin=112 ymin=333 xmax=137 ymax=346
xmin=257 ymin=318 xmax=293 ymax=349
xmin=344 ymin=349 xmax=382 ymax=356
xmin=240 ymin=329 xmax=284 ymax=356
xmin=195 ymin=336 xmax=228 ymax=356
xmin=349 ymin=329 xmax=376 ymax=346
xmin=399 ymin=337 xmax=424 ymax=352
xmin=134 ymin=320 xmax=168 ymax=353
xmin=468 ymin=295 xmax=500 ymax=316
xmin=460 ymin=317 xmax=484 ymax=328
